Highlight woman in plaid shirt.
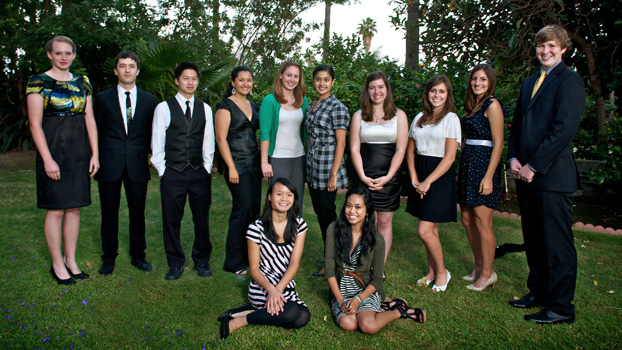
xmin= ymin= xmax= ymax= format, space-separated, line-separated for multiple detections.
xmin=306 ymin=65 xmax=350 ymax=277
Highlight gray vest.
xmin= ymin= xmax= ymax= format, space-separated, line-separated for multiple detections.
xmin=164 ymin=97 xmax=206 ymax=172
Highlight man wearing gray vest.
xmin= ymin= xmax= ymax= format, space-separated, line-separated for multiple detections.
xmin=151 ymin=61 xmax=215 ymax=280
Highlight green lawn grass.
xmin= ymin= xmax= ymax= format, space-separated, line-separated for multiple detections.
xmin=1 ymin=151 xmax=621 ymax=349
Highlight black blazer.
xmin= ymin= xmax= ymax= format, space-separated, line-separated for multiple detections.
xmin=507 ymin=62 xmax=585 ymax=192
xmin=94 ymin=87 xmax=158 ymax=183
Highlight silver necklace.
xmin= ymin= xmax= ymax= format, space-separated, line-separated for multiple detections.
xmin=273 ymin=220 xmax=288 ymax=230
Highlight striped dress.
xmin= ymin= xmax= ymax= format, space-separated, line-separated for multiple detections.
xmin=247 ymin=217 xmax=308 ymax=308
xmin=330 ymin=245 xmax=382 ymax=319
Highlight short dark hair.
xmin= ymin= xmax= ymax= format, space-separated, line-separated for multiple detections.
xmin=313 ymin=65 xmax=335 ymax=80
xmin=174 ymin=61 xmax=201 ymax=80
xmin=114 ymin=51 xmax=140 ymax=69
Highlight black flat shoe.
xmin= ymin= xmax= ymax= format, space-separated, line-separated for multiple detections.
xmin=98 ymin=259 xmax=115 ymax=275
xmin=65 ymin=265 xmax=89 ymax=280
xmin=524 ymin=309 xmax=575 ymax=324
xmin=217 ymin=302 xmax=253 ymax=322
xmin=509 ymin=293 xmax=541 ymax=309
xmin=220 ymin=315 xmax=232 ymax=339
xmin=50 ymin=266 xmax=75 ymax=285
xmin=165 ymin=267 xmax=184 ymax=280
xmin=194 ymin=264 xmax=212 ymax=277
xmin=131 ymin=257 xmax=153 ymax=272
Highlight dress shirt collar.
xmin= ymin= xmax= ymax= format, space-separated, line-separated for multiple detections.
xmin=117 ymin=84 xmax=137 ymax=97
xmin=541 ymin=60 xmax=563 ymax=76
xmin=175 ymin=92 xmax=195 ymax=108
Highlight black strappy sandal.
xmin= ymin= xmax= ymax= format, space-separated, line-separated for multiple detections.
xmin=396 ymin=303 xmax=426 ymax=323
xmin=380 ymin=298 xmax=408 ymax=312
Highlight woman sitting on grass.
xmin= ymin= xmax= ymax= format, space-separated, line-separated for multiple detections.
xmin=325 ymin=187 xmax=426 ymax=333
xmin=218 ymin=178 xmax=310 ymax=339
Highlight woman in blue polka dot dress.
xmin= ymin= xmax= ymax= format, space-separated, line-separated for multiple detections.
xmin=457 ymin=64 xmax=505 ymax=292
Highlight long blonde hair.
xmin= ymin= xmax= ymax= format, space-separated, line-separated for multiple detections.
xmin=272 ymin=60 xmax=305 ymax=108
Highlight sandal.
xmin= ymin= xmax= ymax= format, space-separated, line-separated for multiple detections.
xmin=396 ymin=303 xmax=426 ymax=323
xmin=234 ymin=269 xmax=248 ymax=275
xmin=380 ymin=298 xmax=408 ymax=312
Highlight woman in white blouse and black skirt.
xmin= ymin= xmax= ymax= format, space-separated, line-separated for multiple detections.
xmin=406 ymin=75 xmax=461 ymax=293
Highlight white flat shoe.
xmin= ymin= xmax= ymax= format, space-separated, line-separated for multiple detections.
xmin=432 ymin=271 xmax=451 ymax=292
xmin=416 ymin=276 xmax=434 ymax=287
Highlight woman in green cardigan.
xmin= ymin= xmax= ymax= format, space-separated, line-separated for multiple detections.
xmin=325 ymin=187 xmax=426 ymax=333
xmin=259 ymin=60 xmax=309 ymax=215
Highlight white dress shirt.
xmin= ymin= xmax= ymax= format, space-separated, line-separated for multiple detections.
xmin=151 ymin=92 xmax=215 ymax=176
xmin=117 ymin=85 xmax=137 ymax=134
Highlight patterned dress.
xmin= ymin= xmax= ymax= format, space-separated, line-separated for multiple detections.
xmin=457 ymin=97 xmax=504 ymax=209
xmin=306 ymin=94 xmax=350 ymax=189
xmin=330 ymin=245 xmax=382 ymax=319
xmin=246 ymin=217 xmax=308 ymax=308
xmin=26 ymin=74 xmax=93 ymax=209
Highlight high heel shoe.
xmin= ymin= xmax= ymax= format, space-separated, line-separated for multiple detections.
xmin=466 ymin=272 xmax=498 ymax=291
xmin=50 ymin=266 xmax=75 ymax=285
xmin=65 ymin=264 xmax=89 ymax=280
xmin=431 ymin=271 xmax=451 ymax=292
xmin=416 ymin=276 xmax=434 ymax=287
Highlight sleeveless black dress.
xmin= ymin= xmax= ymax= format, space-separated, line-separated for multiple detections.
xmin=26 ymin=74 xmax=92 ymax=209
xmin=457 ymin=97 xmax=503 ymax=209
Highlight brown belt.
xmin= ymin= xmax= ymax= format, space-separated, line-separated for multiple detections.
xmin=337 ymin=267 xmax=366 ymax=287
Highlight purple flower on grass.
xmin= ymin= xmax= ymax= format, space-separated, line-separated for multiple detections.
xmin=9 ymin=257 xmax=15 ymax=262
xmin=42 ymin=338 xmax=49 ymax=343
xmin=82 ymin=300 xmax=88 ymax=306
xmin=4 ymin=310 xmax=10 ymax=313
xmin=5 ymin=316 xmax=11 ymax=320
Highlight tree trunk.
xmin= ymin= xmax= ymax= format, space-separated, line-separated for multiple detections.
xmin=573 ymin=34 xmax=607 ymax=132
xmin=405 ymin=0 xmax=419 ymax=71
xmin=212 ymin=0 xmax=220 ymax=40
xmin=323 ymin=0 xmax=331 ymax=60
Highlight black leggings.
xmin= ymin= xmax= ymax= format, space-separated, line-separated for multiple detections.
xmin=246 ymin=302 xmax=310 ymax=329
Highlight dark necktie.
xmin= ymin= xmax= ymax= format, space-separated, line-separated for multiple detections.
xmin=125 ymin=91 xmax=132 ymax=132
xmin=185 ymin=101 xmax=191 ymax=122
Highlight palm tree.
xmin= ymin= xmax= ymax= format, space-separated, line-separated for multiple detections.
xmin=357 ymin=17 xmax=377 ymax=52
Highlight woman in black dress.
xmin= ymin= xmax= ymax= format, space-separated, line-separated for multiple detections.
xmin=458 ymin=64 xmax=505 ymax=291
xmin=26 ymin=36 xmax=99 ymax=285
xmin=349 ymin=72 xmax=408 ymax=272
xmin=215 ymin=66 xmax=262 ymax=275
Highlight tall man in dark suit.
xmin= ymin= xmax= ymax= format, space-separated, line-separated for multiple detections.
xmin=507 ymin=25 xmax=586 ymax=324
xmin=94 ymin=51 xmax=158 ymax=275
xmin=151 ymin=61 xmax=215 ymax=280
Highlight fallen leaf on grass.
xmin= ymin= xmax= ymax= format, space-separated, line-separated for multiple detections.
xmin=583 ymin=240 xmax=589 ymax=243
xmin=323 ymin=315 xmax=327 ymax=322
xmin=593 ymin=280 xmax=598 ymax=286
xmin=607 ymin=290 xmax=614 ymax=294
xmin=513 ymin=296 xmax=520 ymax=300
xmin=85 ymin=261 xmax=92 ymax=267
xmin=454 ymin=306 xmax=461 ymax=310
xmin=408 ymin=285 xmax=414 ymax=290
xmin=580 ymin=244 xmax=586 ymax=248
xmin=597 ymin=262 xmax=603 ymax=265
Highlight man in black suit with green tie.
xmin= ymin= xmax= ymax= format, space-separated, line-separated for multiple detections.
xmin=94 ymin=51 xmax=158 ymax=275
xmin=507 ymin=25 xmax=586 ymax=324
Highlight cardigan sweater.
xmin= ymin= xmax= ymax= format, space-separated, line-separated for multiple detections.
xmin=324 ymin=222 xmax=385 ymax=301
xmin=259 ymin=93 xmax=309 ymax=156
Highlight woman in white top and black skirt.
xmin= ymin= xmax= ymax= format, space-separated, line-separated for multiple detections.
xmin=349 ymin=72 xmax=408 ymax=275
xmin=406 ymin=75 xmax=461 ymax=293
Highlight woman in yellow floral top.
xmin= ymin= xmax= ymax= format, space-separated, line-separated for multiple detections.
xmin=26 ymin=35 xmax=99 ymax=285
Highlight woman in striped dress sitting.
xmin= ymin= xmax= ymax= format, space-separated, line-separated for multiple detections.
xmin=219 ymin=178 xmax=310 ymax=339
xmin=325 ymin=187 xmax=426 ymax=333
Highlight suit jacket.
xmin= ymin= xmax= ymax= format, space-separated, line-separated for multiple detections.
xmin=94 ymin=86 xmax=158 ymax=183
xmin=507 ymin=62 xmax=586 ymax=193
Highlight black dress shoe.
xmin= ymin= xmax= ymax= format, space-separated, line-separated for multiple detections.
xmin=194 ymin=264 xmax=212 ymax=277
xmin=509 ymin=294 xmax=541 ymax=309
xmin=99 ymin=260 xmax=115 ymax=275
xmin=131 ymin=258 xmax=153 ymax=272
xmin=50 ymin=266 xmax=75 ymax=285
xmin=165 ymin=267 xmax=184 ymax=280
xmin=65 ymin=265 xmax=89 ymax=280
xmin=524 ymin=309 xmax=575 ymax=324
xmin=220 ymin=315 xmax=232 ymax=339
xmin=217 ymin=302 xmax=254 ymax=322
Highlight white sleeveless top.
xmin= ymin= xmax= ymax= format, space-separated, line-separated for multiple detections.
xmin=359 ymin=114 xmax=398 ymax=144
xmin=273 ymin=108 xmax=305 ymax=158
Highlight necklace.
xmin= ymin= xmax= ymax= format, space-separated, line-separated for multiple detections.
xmin=273 ymin=220 xmax=288 ymax=230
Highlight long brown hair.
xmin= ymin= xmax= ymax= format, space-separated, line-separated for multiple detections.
xmin=272 ymin=60 xmax=305 ymax=109
xmin=416 ymin=75 xmax=455 ymax=127
xmin=359 ymin=71 xmax=397 ymax=122
xmin=463 ymin=64 xmax=496 ymax=118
